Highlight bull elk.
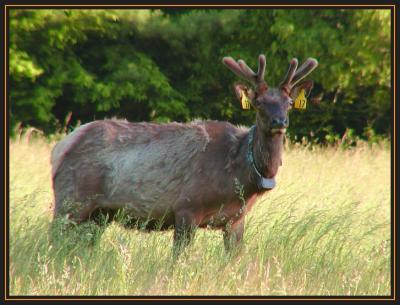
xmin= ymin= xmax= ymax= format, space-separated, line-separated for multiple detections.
xmin=51 ymin=54 xmax=318 ymax=256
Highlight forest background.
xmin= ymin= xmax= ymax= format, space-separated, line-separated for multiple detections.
xmin=9 ymin=9 xmax=391 ymax=144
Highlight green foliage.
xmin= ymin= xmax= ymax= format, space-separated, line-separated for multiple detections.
xmin=9 ymin=9 xmax=391 ymax=141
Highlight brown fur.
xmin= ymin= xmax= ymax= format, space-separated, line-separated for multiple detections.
xmin=51 ymin=54 xmax=317 ymax=255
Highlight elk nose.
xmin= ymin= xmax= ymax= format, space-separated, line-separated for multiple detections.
xmin=271 ymin=118 xmax=289 ymax=129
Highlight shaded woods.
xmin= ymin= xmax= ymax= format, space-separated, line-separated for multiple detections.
xmin=9 ymin=9 xmax=391 ymax=143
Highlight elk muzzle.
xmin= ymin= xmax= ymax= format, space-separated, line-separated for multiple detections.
xmin=270 ymin=117 xmax=289 ymax=131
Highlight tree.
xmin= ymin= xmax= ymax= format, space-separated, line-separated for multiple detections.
xmin=9 ymin=9 xmax=391 ymax=142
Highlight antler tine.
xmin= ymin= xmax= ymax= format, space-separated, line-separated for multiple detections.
xmin=257 ymin=54 xmax=266 ymax=83
xmin=223 ymin=55 xmax=267 ymax=88
xmin=280 ymin=58 xmax=298 ymax=89
xmin=222 ymin=57 xmax=251 ymax=81
xmin=290 ymin=58 xmax=318 ymax=87
xmin=238 ymin=60 xmax=258 ymax=84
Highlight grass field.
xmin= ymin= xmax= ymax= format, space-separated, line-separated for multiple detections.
xmin=9 ymin=133 xmax=391 ymax=296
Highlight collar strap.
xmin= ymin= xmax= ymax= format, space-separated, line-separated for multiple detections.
xmin=247 ymin=125 xmax=276 ymax=190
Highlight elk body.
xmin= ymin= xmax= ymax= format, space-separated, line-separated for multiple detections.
xmin=51 ymin=54 xmax=318 ymax=255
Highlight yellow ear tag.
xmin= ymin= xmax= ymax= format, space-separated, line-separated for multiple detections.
xmin=240 ymin=90 xmax=251 ymax=110
xmin=294 ymin=89 xmax=307 ymax=109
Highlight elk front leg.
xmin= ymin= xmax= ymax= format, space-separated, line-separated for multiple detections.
xmin=173 ymin=210 xmax=197 ymax=259
xmin=223 ymin=218 xmax=244 ymax=251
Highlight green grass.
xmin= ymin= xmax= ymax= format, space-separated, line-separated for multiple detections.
xmin=9 ymin=134 xmax=391 ymax=296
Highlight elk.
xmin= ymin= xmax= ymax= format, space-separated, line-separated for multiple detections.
xmin=51 ymin=54 xmax=318 ymax=256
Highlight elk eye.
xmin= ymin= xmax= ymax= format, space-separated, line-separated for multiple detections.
xmin=253 ymin=98 xmax=262 ymax=107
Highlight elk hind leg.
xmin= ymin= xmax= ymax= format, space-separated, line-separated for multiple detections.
xmin=172 ymin=209 xmax=198 ymax=259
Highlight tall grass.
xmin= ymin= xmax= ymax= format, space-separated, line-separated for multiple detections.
xmin=9 ymin=134 xmax=391 ymax=296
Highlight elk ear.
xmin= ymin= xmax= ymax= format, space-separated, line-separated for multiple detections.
xmin=233 ymin=83 xmax=255 ymax=110
xmin=290 ymin=80 xmax=314 ymax=100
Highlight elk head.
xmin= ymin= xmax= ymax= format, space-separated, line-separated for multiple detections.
xmin=223 ymin=55 xmax=318 ymax=135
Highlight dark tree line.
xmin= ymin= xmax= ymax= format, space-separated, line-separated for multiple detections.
xmin=10 ymin=9 xmax=391 ymax=143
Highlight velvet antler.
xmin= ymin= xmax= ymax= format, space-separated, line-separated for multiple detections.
xmin=280 ymin=58 xmax=318 ymax=93
xmin=223 ymin=55 xmax=267 ymax=92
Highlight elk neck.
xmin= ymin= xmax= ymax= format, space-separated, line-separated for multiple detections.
xmin=251 ymin=120 xmax=284 ymax=180
xmin=229 ymin=121 xmax=284 ymax=194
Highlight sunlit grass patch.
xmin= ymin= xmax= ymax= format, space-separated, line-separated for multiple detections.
xmin=9 ymin=135 xmax=391 ymax=296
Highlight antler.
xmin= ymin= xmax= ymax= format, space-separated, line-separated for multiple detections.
xmin=222 ymin=54 xmax=267 ymax=89
xmin=280 ymin=57 xmax=318 ymax=92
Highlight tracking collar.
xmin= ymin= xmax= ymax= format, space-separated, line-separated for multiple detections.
xmin=247 ymin=125 xmax=276 ymax=190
